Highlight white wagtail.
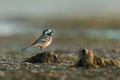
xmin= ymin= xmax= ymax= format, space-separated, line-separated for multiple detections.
xmin=21 ymin=29 xmax=53 ymax=52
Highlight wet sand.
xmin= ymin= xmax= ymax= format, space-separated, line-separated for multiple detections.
xmin=0 ymin=36 xmax=120 ymax=80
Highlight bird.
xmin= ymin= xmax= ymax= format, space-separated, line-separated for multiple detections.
xmin=21 ymin=29 xmax=53 ymax=52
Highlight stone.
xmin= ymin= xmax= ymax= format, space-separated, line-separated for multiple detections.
xmin=25 ymin=51 xmax=62 ymax=63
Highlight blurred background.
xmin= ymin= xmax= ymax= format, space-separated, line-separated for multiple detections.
xmin=0 ymin=0 xmax=120 ymax=53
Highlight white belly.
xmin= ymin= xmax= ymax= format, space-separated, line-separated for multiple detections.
xmin=33 ymin=35 xmax=52 ymax=49
xmin=42 ymin=40 xmax=52 ymax=48
xmin=33 ymin=39 xmax=52 ymax=49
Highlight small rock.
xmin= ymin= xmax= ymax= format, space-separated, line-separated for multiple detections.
xmin=24 ymin=51 xmax=62 ymax=63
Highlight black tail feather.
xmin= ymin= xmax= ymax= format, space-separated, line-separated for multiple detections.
xmin=21 ymin=44 xmax=33 ymax=51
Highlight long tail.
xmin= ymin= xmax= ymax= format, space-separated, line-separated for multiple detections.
xmin=21 ymin=44 xmax=33 ymax=51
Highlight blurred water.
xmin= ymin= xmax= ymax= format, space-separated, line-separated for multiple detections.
xmin=0 ymin=22 xmax=37 ymax=36
xmin=0 ymin=22 xmax=120 ymax=40
xmin=77 ymin=29 xmax=120 ymax=40
xmin=58 ymin=28 xmax=120 ymax=40
xmin=84 ymin=29 xmax=120 ymax=40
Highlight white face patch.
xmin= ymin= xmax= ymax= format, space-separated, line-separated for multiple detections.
xmin=48 ymin=29 xmax=51 ymax=33
xmin=44 ymin=29 xmax=52 ymax=35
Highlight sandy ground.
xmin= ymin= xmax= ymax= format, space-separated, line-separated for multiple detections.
xmin=0 ymin=36 xmax=120 ymax=80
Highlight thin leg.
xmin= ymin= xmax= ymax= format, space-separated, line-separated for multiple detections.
xmin=40 ymin=47 xmax=42 ymax=52
xmin=46 ymin=47 xmax=49 ymax=52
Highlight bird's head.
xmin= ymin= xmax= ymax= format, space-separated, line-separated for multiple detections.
xmin=43 ymin=29 xmax=53 ymax=36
